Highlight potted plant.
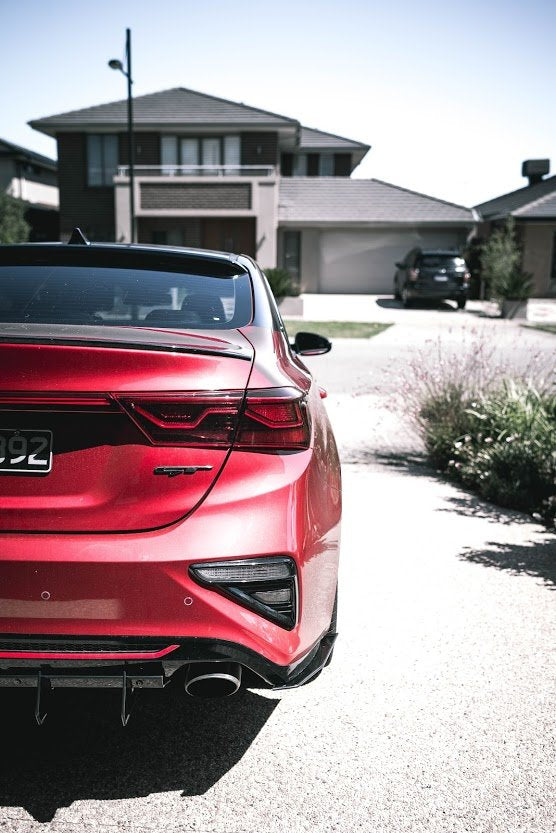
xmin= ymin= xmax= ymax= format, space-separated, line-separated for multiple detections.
xmin=495 ymin=269 xmax=533 ymax=319
xmin=480 ymin=217 xmax=533 ymax=319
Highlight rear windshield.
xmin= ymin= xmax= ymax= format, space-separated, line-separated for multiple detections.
xmin=417 ymin=255 xmax=466 ymax=270
xmin=0 ymin=249 xmax=252 ymax=329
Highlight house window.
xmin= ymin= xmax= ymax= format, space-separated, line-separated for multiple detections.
xmin=293 ymin=154 xmax=307 ymax=177
xmin=160 ymin=135 xmax=240 ymax=171
xmin=319 ymin=153 xmax=334 ymax=176
xmin=87 ymin=135 xmax=118 ymax=186
xmin=181 ymin=138 xmax=199 ymax=166
xmin=223 ymin=136 xmax=241 ymax=168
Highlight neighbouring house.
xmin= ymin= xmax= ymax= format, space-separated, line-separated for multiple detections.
xmin=0 ymin=138 xmax=59 ymax=241
xmin=29 ymin=87 xmax=475 ymax=293
xmin=475 ymin=160 xmax=556 ymax=297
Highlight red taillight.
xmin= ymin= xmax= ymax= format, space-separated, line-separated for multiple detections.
xmin=463 ymin=272 xmax=471 ymax=283
xmin=117 ymin=392 xmax=243 ymax=447
xmin=236 ymin=388 xmax=310 ymax=451
xmin=116 ymin=387 xmax=310 ymax=452
xmin=408 ymin=268 xmax=419 ymax=281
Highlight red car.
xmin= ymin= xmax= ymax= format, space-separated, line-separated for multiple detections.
xmin=0 ymin=230 xmax=341 ymax=724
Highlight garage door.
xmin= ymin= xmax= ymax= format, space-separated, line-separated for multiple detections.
xmin=319 ymin=228 xmax=465 ymax=293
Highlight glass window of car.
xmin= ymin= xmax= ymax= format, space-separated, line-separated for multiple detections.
xmin=417 ymin=254 xmax=466 ymax=270
xmin=0 ymin=252 xmax=252 ymax=329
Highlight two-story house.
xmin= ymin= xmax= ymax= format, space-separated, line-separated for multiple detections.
xmin=29 ymin=87 xmax=475 ymax=293
xmin=0 ymin=138 xmax=59 ymax=241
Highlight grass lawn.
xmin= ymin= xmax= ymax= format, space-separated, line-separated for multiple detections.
xmin=283 ymin=320 xmax=392 ymax=339
xmin=522 ymin=323 xmax=556 ymax=335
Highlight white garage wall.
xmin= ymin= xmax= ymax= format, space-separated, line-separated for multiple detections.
xmin=318 ymin=227 xmax=468 ymax=294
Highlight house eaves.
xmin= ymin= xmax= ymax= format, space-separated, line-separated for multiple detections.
xmin=298 ymin=126 xmax=370 ymax=167
xmin=279 ymin=178 xmax=475 ymax=226
xmin=0 ymin=138 xmax=57 ymax=171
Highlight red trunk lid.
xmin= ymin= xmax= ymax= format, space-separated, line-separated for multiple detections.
xmin=0 ymin=329 xmax=253 ymax=532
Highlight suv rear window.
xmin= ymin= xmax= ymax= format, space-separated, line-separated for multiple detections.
xmin=0 ymin=248 xmax=252 ymax=329
xmin=417 ymin=255 xmax=466 ymax=270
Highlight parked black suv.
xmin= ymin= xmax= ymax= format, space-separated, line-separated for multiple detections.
xmin=394 ymin=249 xmax=470 ymax=309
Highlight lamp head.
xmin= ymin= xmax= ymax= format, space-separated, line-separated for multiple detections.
xmin=108 ymin=59 xmax=124 ymax=71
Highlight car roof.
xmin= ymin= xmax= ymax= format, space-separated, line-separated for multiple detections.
xmin=0 ymin=240 xmax=245 ymax=265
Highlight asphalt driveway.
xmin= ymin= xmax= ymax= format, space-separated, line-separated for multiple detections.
xmin=1 ymin=314 xmax=555 ymax=833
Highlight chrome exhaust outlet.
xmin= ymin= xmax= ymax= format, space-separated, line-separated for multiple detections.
xmin=184 ymin=662 xmax=242 ymax=698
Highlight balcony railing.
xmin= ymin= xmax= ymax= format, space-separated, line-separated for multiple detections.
xmin=117 ymin=165 xmax=275 ymax=178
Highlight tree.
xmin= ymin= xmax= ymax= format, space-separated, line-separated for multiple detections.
xmin=0 ymin=192 xmax=30 ymax=244
xmin=480 ymin=216 xmax=532 ymax=301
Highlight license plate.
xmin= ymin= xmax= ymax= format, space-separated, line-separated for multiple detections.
xmin=434 ymin=274 xmax=449 ymax=282
xmin=0 ymin=429 xmax=52 ymax=474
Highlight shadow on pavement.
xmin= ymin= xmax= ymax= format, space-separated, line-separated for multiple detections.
xmin=343 ymin=449 xmax=433 ymax=476
xmin=438 ymin=493 xmax=535 ymax=526
xmin=375 ymin=297 xmax=458 ymax=312
xmin=0 ymin=682 xmax=279 ymax=823
xmin=459 ymin=538 xmax=556 ymax=589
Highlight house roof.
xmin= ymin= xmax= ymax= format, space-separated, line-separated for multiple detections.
xmin=29 ymin=87 xmax=300 ymax=137
xmin=0 ymin=137 xmax=57 ymax=170
xmin=299 ymin=126 xmax=369 ymax=151
xmin=475 ymin=175 xmax=556 ymax=220
xmin=278 ymin=178 xmax=475 ymax=225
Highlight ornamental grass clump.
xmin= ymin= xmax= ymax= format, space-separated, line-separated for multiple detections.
xmin=422 ymin=381 xmax=556 ymax=526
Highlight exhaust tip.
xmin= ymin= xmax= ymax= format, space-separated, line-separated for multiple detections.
xmin=184 ymin=662 xmax=242 ymax=698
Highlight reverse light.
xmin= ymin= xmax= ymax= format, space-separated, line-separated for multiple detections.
xmin=189 ymin=557 xmax=298 ymax=629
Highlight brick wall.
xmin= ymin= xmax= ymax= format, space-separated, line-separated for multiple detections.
xmin=140 ymin=183 xmax=251 ymax=210
xmin=57 ymin=133 xmax=115 ymax=241
xmin=118 ymin=133 xmax=160 ymax=166
xmin=240 ymin=132 xmax=278 ymax=166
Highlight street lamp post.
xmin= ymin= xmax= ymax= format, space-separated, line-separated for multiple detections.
xmin=109 ymin=28 xmax=135 ymax=242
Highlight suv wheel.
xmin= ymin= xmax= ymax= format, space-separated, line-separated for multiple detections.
xmin=457 ymin=297 xmax=467 ymax=310
xmin=401 ymin=288 xmax=412 ymax=308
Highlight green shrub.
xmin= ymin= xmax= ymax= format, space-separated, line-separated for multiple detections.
xmin=480 ymin=217 xmax=532 ymax=301
xmin=418 ymin=380 xmax=556 ymax=527
xmin=263 ymin=268 xmax=299 ymax=300
xmin=0 ymin=192 xmax=30 ymax=244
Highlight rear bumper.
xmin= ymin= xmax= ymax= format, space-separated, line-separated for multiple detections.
xmin=0 ymin=631 xmax=337 ymax=690
xmin=405 ymin=284 xmax=467 ymax=300
xmin=0 ymin=446 xmax=341 ymax=672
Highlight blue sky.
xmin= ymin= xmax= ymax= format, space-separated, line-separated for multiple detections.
xmin=2 ymin=0 xmax=555 ymax=206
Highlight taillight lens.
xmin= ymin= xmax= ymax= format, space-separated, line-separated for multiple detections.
xmin=235 ymin=388 xmax=310 ymax=451
xmin=408 ymin=268 xmax=419 ymax=281
xmin=117 ymin=392 xmax=242 ymax=447
xmin=463 ymin=271 xmax=471 ymax=283
xmin=116 ymin=387 xmax=310 ymax=451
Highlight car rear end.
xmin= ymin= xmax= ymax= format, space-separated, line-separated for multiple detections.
xmin=405 ymin=252 xmax=470 ymax=305
xmin=0 ymin=242 xmax=340 ymax=722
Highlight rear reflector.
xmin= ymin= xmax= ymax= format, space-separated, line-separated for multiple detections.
xmin=116 ymin=387 xmax=310 ymax=451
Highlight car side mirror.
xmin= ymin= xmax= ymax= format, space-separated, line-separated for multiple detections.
xmin=395 ymin=262 xmax=404 ymax=269
xmin=291 ymin=331 xmax=332 ymax=356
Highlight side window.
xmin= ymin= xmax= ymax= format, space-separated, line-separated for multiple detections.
xmin=87 ymin=135 xmax=118 ymax=186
